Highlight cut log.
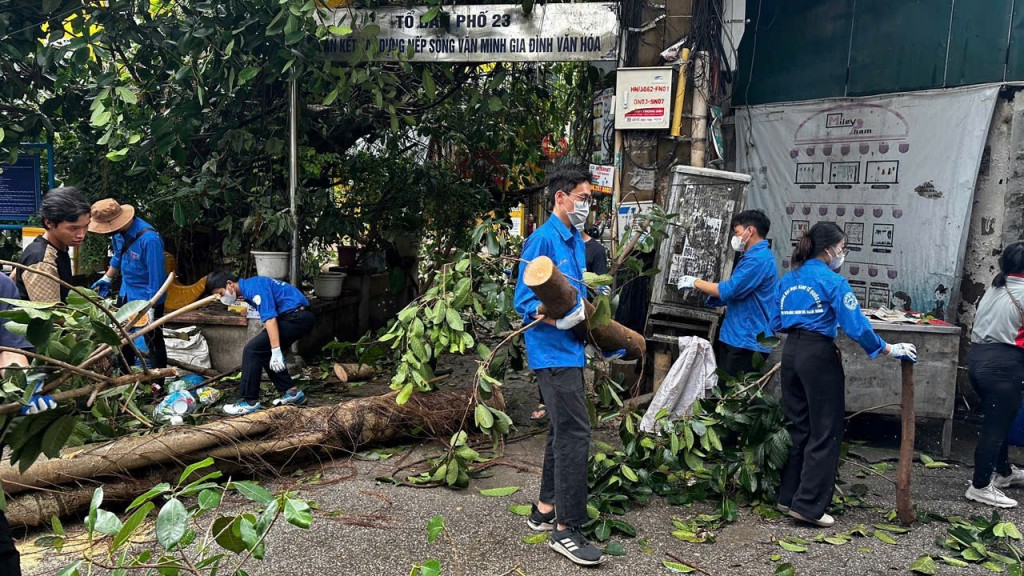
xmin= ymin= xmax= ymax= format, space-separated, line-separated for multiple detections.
xmin=333 ymin=362 xmax=377 ymax=383
xmin=0 ymin=389 xmax=472 ymax=528
xmin=896 ymin=361 xmax=916 ymax=526
xmin=524 ymin=256 xmax=647 ymax=360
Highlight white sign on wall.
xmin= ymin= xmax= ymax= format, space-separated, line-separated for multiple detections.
xmin=735 ymin=86 xmax=999 ymax=321
xmin=614 ymin=67 xmax=673 ymax=130
xmin=590 ymin=164 xmax=614 ymax=195
xmin=323 ymin=3 xmax=619 ymax=62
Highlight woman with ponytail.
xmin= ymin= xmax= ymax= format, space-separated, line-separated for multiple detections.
xmin=965 ymin=241 xmax=1024 ymax=508
xmin=770 ymin=222 xmax=917 ymax=527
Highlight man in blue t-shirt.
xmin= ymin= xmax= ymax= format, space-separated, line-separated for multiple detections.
xmin=676 ymin=209 xmax=778 ymax=377
xmin=206 ymin=270 xmax=314 ymax=415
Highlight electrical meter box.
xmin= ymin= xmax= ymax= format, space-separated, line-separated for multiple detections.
xmin=614 ymin=67 xmax=674 ymax=130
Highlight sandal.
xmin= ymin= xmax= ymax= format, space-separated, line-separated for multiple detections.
xmin=531 ymin=404 xmax=547 ymax=420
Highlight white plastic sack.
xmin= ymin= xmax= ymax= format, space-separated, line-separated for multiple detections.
xmin=640 ymin=336 xmax=718 ymax=433
xmin=163 ymin=325 xmax=212 ymax=373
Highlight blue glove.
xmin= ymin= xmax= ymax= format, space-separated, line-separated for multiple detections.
xmin=597 ymin=285 xmax=612 ymax=296
xmin=887 ymin=342 xmax=918 ymax=364
xmin=269 ymin=347 xmax=287 ymax=373
xmin=91 ymin=275 xmax=114 ymax=297
xmin=602 ymin=348 xmax=626 ymax=361
xmin=21 ymin=383 xmax=57 ymax=415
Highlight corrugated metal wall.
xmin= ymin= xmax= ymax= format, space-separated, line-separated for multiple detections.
xmin=735 ymin=0 xmax=1024 ymax=104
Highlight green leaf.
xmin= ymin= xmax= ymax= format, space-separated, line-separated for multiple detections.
xmin=230 ymin=481 xmax=274 ymax=506
xmin=445 ymin=308 xmax=464 ymax=331
xmin=105 ymin=147 xmax=129 ymax=162
xmin=416 ymin=559 xmax=441 ymax=576
xmin=996 ymin=522 xmax=1023 ymax=540
xmin=479 ymin=486 xmax=519 ymax=497
xmin=981 ymin=561 xmax=1005 ymax=572
xmin=422 ymin=68 xmax=436 ymax=100
xmin=198 ymin=489 xmax=222 ymax=511
xmin=87 ymin=487 xmax=103 ymax=538
xmin=426 ymin=514 xmax=445 ymax=544
xmin=474 ymin=404 xmax=494 ymax=430
xmin=604 ymin=541 xmax=627 ymax=556
xmin=112 ymin=501 xmax=154 ymax=552
xmin=93 ymin=509 xmax=122 ymax=536
xmin=212 ymin=516 xmax=247 ymax=554
xmin=127 ymin=483 xmax=170 ymax=512
xmin=238 ymin=67 xmax=260 ymax=85
xmin=283 ymin=497 xmax=312 ymax=529
xmin=328 ymin=25 xmax=352 ymax=36
xmin=775 ymin=564 xmax=796 ymax=576
xmin=663 ymin=560 xmax=697 ymax=573
xmin=41 ymin=415 xmax=77 ymax=459
xmin=156 ymin=498 xmax=188 ymax=550
xmin=396 ymin=382 xmax=414 ymax=405
xmin=941 ymin=556 xmax=969 ymax=567
xmin=873 ymin=530 xmax=898 ymax=545
xmin=179 ymin=457 xmax=215 ymax=485
xmin=89 ymin=319 xmax=123 ymax=347
xmin=26 ymin=318 xmax=53 ymax=347
xmin=620 ymin=464 xmax=639 ymax=483
xmin=909 ymin=556 xmax=937 ymax=574
xmin=509 ymin=504 xmax=532 ymax=516
xmin=55 ymin=561 xmax=83 ymax=576
xmin=778 ymin=540 xmax=807 ymax=553
xmin=523 ymin=532 xmax=548 ymax=544
xmin=589 ymin=295 xmax=612 ymax=328
xmin=488 ymin=96 xmax=503 ymax=111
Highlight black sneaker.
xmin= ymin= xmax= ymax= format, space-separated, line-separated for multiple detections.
xmin=549 ymin=526 xmax=605 ymax=566
xmin=527 ymin=504 xmax=555 ymax=531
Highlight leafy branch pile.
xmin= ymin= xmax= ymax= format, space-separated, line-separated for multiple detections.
xmin=584 ymin=370 xmax=791 ymax=540
xmin=42 ymin=457 xmax=314 ymax=576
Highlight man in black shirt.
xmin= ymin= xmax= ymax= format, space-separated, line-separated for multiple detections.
xmin=17 ymin=187 xmax=91 ymax=303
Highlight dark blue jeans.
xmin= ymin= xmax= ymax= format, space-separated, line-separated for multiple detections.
xmin=537 ymin=367 xmax=591 ymax=528
xmin=0 ymin=510 xmax=20 ymax=576
xmin=239 ymin=310 xmax=315 ymax=402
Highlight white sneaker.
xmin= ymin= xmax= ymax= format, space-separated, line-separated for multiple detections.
xmin=788 ymin=509 xmax=835 ymax=527
xmin=992 ymin=465 xmax=1024 ymax=489
xmin=966 ymin=484 xmax=1018 ymax=508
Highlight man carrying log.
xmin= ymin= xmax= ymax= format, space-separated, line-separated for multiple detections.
xmin=513 ymin=164 xmax=605 ymax=567
xmin=206 ymin=271 xmax=314 ymax=415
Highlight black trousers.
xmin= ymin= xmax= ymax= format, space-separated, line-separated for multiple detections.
xmin=718 ymin=342 xmax=757 ymax=378
xmin=119 ymin=302 xmax=167 ymax=372
xmin=0 ymin=510 xmax=20 ymax=576
xmin=778 ymin=330 xmax=845 ymax=519
xmin=239 ymin=310 xmax=315 ymax=402
xmin=537 ymin=367 xmax=590 ymax=528
xmin=970 ymin=343 xmax=1024 ymax=488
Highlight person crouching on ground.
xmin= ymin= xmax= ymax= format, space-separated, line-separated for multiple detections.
xmin=206 ymin=270 xmax=314 ymax=415
xmin=513 ymin=164 xmax=604 ymax=567
xmin=965 ymin=241 xmax=1024 ymax=508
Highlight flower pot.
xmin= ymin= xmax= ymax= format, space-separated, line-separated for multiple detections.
xmin=313 ymin=272 xmax=346 ymax=299
xmin=252 ymin=251 xmax=290 ymax=279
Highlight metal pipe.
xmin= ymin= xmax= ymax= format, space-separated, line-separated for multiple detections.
xmin=670 ymin=48 xmax=691 ymax=139
xmin=288 ymin=78 xmax=300 ymax=287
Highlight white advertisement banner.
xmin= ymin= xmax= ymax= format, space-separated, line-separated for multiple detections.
xmin=735 ymin=86 xmax=999 ymax=321
xmin=323 ymin=3 xmax=619 ymax=62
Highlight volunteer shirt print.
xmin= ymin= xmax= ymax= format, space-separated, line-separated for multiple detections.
xmin=237 ymin=276 xmax=309 ymax=323
xmin=770 ymin=259 xmax=887 ymax=358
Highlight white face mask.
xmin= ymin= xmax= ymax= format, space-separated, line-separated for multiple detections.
xmin=730 ymin=229 xmax=750 ymax=252
xmin=827 ymin=247 xmax=845 ymax=271
xmin=220 ymin=291 xmax=237 ymax=306
xmin=566 ymin=198 xmax=590 ymax=231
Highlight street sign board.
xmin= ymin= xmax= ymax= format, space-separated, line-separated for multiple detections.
xmin=0 ymin=154 xmax=41 ymax=221
xmin=323 ymin=3 xmax=619 ymax=62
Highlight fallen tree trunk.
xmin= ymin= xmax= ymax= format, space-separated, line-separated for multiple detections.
xmin=333 ymin=363 xmax=377 ymax=383
xmin=2 ymin=389 xmax=473 ymax=527
xmin=524 ymin=256 xmax=647 ymax=360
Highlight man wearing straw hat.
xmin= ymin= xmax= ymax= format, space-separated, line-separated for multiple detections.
xmin=88 ymin=199 xmax=169 ymax=374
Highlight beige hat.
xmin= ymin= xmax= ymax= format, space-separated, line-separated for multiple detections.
xmin=88 ymin=198 xmax=135 ymax=234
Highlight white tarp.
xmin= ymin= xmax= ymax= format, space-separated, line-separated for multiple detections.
xmin=735 ymin=86 xmax=999 ymax=321
xmin=640 ymin=336 xmax=717 ymax=434
xmin=324 ymin=3 xmax=619 ymax=62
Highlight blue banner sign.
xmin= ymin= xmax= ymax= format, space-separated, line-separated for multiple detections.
xmin=0 ymin=154 xmax=41 ymax=221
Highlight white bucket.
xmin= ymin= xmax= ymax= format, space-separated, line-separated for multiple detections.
xmin=252 ymin=251 xmax=290 ymax=279
xmin=313 ymin=272 xmax=346 ymax=299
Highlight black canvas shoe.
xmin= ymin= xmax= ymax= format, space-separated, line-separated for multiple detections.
xmin=549 ymin=526 xmax=605 ymax=566
xmin=527 ymin=504 xmax=555 ymax=531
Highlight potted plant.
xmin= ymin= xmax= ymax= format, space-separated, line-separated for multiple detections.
xmin=304 ymin=247 xmax=346 ymax=300
xmin=244 ymin=203 xmax=294 ymax=279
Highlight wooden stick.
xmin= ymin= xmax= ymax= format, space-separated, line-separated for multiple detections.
xmin=333 ymin=363 xmax=377 ymax=383
xmin=0 ymin=368 xmax=177 ymax=415
xmin=167 ymin=358 xmax=220 ymax=378
xmin=896 ymin=361 xmax=915 ymax=526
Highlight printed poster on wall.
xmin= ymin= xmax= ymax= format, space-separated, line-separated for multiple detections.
xmin=735 ymin=86 xmax=998 ymax=321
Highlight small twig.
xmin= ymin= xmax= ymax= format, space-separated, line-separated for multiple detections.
xmin=665 ymin=552 xmax=714 ymax=576
xmin=0 ymin=346 xmax=113 ymax=383
xmin=845 ymin=402 xmax=900 ymax=421
xmin=494 ymin=563 xmax=523 ymax=576
xmin=839 ymin=457 xmax=897 ymax=485
xmin=727 ymin=363 xmax=780 ymax=398
xmin=471 ymin=316 xmax=544 ymax=401
xmin=0 ymin=368 xmax=176 ymax=415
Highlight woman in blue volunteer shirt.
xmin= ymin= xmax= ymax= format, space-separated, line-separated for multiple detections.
xmin=771 ymin=222 xmax=917 ymax=527
xmin=206 ymin=270 xmax=314 ymax=415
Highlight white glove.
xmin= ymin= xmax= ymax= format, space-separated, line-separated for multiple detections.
xmin=269 ymin=347 xmax=287 ymax=372
xmin=887 ymin=342 xmax=917 ymax=364
xmin=555 ymin=299 xmax=586 ymax=330
xmin=677 ymin=275 xmax=697 ymax=290
xmin=21 ymin=382 xmax=57 ymax=415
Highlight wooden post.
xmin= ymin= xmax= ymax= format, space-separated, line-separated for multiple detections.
xmin=896 ymin=361 xmax=916 ymax=526
xmin=653 ymin=348 xmax=673 ymax=393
